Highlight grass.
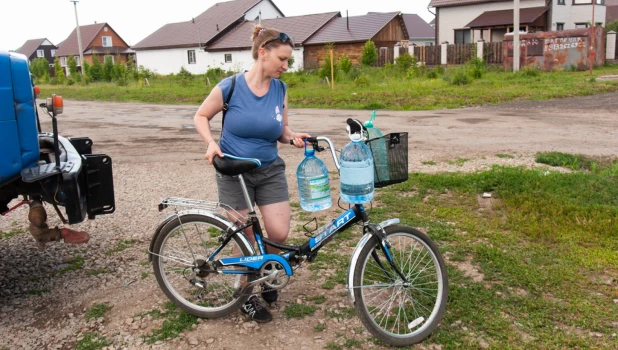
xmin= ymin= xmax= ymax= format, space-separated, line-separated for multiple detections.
xmin=38 ymin=64 xmax=618 ymax=110
xmin=367 ymin=154 xmax=618 ymax=349
xmin=75 ymin=332 xmax=109 ymax=350
xmin=143 ymin=302 xmax=198 ymax=344
xmin=284 ymin=303 xmax=317 ymax=319
xmin=59 ymin=255 xmax=85 ymax=275
xmin=0 ymin=228 xmax=27 ymax=239
xmin=85 ymin=303 xmax=112 ymax=321
xmin=104 ymin=239 xmax=136 ymax=255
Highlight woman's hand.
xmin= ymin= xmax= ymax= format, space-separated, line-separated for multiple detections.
xmin=205 ymin=141 xmax=224 ymax=164
xmin=291 ymin=133 xmax=311 ymax=148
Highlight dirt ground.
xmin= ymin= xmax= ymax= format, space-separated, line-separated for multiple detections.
xmin=0 ymin=93 xmax=617 ymax=350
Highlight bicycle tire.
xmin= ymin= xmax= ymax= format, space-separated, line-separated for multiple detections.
xmin=152 ymin=214 xmax=255 ymax=318
xmin=352 ymin=225 xmax=448 ymax=346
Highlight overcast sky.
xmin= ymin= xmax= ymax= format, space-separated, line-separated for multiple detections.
xmin=1 ymin=0 xmax=434 ymax=51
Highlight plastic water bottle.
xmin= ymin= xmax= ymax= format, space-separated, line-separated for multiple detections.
xmin=364 ymin=111 xmax=390 ymax=184
xmin=296 ymin=148 xmax=332 ymax=212
xmin=340 ymin=139 xmax=374 ymax=204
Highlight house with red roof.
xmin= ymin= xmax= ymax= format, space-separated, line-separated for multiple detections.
xmin=429 ymin=0 xmax=607 ymax=44
xmin=55 ymin=23 xmax=133 ymax=74
xmin=15 ymin=38 xmax=58 ymax=66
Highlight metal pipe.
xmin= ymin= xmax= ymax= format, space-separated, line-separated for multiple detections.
xmin=71 ymin=1 xmax=85 ymax=75
xmin=514 ymin=0 xmax=520 ymax=73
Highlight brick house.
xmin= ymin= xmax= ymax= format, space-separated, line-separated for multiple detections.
xmin=15 ymin=38 xmax=58 ymax=66
xmin=302 ymin=12 xmax=409 ymax=69
xmin=54 ymin=23 xmax=134 ymax=74
xmin=429 ymin=0 xmax=608 ymax=44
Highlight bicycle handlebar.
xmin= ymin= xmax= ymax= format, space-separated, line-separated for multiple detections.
xmin=290 ymin=136 xmax=340 ymax=170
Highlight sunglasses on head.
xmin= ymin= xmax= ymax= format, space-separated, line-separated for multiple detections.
xmin=262 ymin=32 xmax=294 ymax=48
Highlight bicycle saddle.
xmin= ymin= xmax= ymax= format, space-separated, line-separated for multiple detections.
xmin=213 ymin=154 xmax=261 ymax=176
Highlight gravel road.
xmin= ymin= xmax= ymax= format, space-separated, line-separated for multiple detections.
xmin=0 ymin=92 xmax=617 ymax=349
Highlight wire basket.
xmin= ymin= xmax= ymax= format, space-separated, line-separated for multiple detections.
xmin=365 ymin=132 xmax=408 ymax=188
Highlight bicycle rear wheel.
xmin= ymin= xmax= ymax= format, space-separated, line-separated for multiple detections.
xmin=352 ymin=225 xmax=448 ymax=346
xmin=152 ymin=214 xmax=255 ymax=318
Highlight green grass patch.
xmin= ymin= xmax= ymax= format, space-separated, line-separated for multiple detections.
xmin=535 ymin=151 xmax=618 ymax=172
xmin=315 ymin=323 xmax=326 ymax=332
xmin=38 ymin=64 xmax=618 ymax=110
xmin=104 ymin=239 xmax=136 ymax=255
xmin=496 ymin=153 xmax=515 ymax=159
xmin=75 ymin=332 xmax=109 ymax=350
xmin=284 ymin=303 xmax=317 ymax=319
xmin=59 ymin=256 xmax=85 ymax=274
xmin=86 ymin=268 xmax=108 ymax=276
xmin=85 ymin=303 xmax=112 ymax=321
xmin=422 ymin=160 xmax=437 ymax=165
xmin=144 ymin=302 xmax=198 ymax=344
xmin=26 ymin=288 xmax=49 ymax=296
xmin=0 ymin=228 xmax=27 ymax=239
xmin=306 ymin=295 xmax=327 ymax=304
xmin=370 ymin=160 xmax=618 ymax=348
xmin=448 ymin=157 xmax=472 ymax=166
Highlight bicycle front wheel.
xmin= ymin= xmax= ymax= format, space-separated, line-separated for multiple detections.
xmin=152 ymin=214 xmax=255 ymax=318
xmin=352 ymin=225 xmax=448 ymax=346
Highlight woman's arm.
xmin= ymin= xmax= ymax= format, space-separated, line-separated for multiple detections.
xmin=194 ymin=86 xmax=225 ymax=163
xmin=278 ymin=91 xmax=310 ymax=148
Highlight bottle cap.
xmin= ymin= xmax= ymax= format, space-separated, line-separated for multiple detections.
xmin=304 ymin=148 xmax=315 ymax=156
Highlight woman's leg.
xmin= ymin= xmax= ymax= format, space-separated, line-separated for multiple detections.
xmin=258 ymin=201 xmax=291 ymax=254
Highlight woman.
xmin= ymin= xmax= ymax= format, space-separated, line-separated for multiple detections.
xmin=194 ymin=26 xmax=309 ymax=323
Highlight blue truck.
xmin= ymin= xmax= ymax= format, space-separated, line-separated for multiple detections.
xmin=0 ymin=49 xmax=114 ymax=249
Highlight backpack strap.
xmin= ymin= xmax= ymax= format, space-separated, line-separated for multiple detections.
xmin=280 ymin=80 xmax=286 ymax=108
xmin=221 ymin=74 xmax=236 ymax=131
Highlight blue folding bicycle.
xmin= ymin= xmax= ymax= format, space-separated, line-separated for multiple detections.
xmin=149 ymin=121 xmax=448 ymax=346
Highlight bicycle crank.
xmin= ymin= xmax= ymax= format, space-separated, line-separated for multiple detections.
xmin=232 ymin=267 xmax=287 ymax=298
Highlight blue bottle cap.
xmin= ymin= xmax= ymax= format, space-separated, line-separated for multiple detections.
xmin=305 ymin=148 xmax=315 ymax=156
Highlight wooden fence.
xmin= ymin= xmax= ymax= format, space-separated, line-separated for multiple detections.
xmin=382 ymin=42 xmax=502 ymax=66
xmin=484 ymin=42 xmax=503 ymax=64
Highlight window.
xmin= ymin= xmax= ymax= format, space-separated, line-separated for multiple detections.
xmin=575 ymin=22 xmax=589 ymax=28
xmin=102 ymin=36 xmax=112 ymax=47
xmin=188 ymin=50 xmax=196 ymax=64
xmin=51 ymin=49 xmax=57 ymax=57
xmin=224 ymin=54 xmax=232 ymax=63
xmin=104 ymin=55 xmax=114 ymax=64
xmin=557 ymin=0 xmax=565 ymax=4
xmin=454 ymin=29 xmax=471 ymax=44
xmin=556 ymin=23 xmax=565 ymax=31
xmin=573 ymin=0 xmax=604 ymax=4
xmin=75 ymin=56 xmax=81 ymax=66
xmin=36 ymin=50 xmax=44 ymax=57
xmin=60 ymin=57 xmax=67 ymax=66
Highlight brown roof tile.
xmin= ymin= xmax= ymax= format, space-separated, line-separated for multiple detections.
xmin=132 ymin=0 xmax=264 ymax=50
xmin=608 ymin=5 xmax=618 ymax=23
xmin=429 ymin=0 xmax=504 ymax=8
xmin=207 ymin=12 xmax=340 ymax=50
xmin=465 ymin=6 xmax=548 ymax=28
xmin=403 ymin=14 xmax=435 ymax=39
xmin=55 ymin=23 xmax=125 ymax=57
xmin=15 ymin=38 xmax=51 ymax=56
xmin=304 ymin=12 xmax=405 ymax=45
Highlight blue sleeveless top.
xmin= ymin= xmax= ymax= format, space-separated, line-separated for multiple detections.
xmin=217 ymin=72 xmax=286 ymax=166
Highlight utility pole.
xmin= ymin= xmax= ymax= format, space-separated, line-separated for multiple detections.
xmin=71 ymin=0 xmax=85 ymax=75
xmin=513 ymin=0 xmax=520 ymax=73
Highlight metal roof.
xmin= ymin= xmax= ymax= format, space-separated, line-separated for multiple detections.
xmin=465 ymin=6 xmax=548 ymax=28
xmin=55 ymin=23 xmax=130 ymax=57
xmin=15 ymin=38 xmax=54 ymax=57
xmin=304 ymin=12 xmax=407 ymax=45
xmin=207 ymin=12 xmax=340 ymax=50
xmin=403 ymin=14 xmax=435 ymax=39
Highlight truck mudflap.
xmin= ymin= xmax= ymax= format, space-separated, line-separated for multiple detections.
xmin=20 ymin=134 xmax=115 ymax=224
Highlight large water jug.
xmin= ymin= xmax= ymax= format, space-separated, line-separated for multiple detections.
xmin=340 ymin=139 xmax=374 ymax=204
xmin=364 ymin=111 xmax=389 ymax=184
xmin=296 ymin=148 xmax=332 ymax=212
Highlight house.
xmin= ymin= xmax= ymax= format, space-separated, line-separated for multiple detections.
xmin=403 ymin=14 xmax=436 ymax=46
xmin=54 ymin=23 xmax=133 ymax=74
xmin=429 ymin=0 xmax=607 ymax=44
xmin=132 ymin=0 xmax=284 ymax=75
xmin=302 ymin=12 xmax=409 ymax=68
xmin=205 ymin=12 xmax=340 ymax=72
xmin=15 ymin=38 xmax=58 ymax=66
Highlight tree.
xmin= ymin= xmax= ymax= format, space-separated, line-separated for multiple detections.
xmin=53 ymin=57 xmax=65 ymax=84
xmin=103 ymin=55 xmax=114 ymax=82
xmin=67 ymin=55 xmax=77 ymax=76
xmin=29 ymin=57 xmax=49 ymax=80
xmin=606 ymin=20 xmax=618 ymax=33
xmin=361 ymin=40 xmax=378 ymax=67
xmin=89 ymin=55 xmax=103 ymax=81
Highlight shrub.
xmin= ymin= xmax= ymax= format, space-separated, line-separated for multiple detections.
xmin=89 ymin=55 xmax=103 ymax=81
xmin=29 ymin=57 xmax=49 ymax=80
xmin=102 ymin=56 xmax=114 ymax=82
xmin=318 ymin=43 xmax=337 ymax=79
xmin=82 ymin=61 xmax=91 ymax=76
xmin=521 ymin=65 xmax=540 ymax=77
xmin=466 ymin=57 xmax=486 ymax=79
xmin=354 ymin=75 xmax=370 ymax=87
xmin=205 ymin=67 xmax=225 ymax=81
xmin=395 ymin=53 xmax=416 ymax=71
xmin=53 ymin=57 xmax=65 ymax=84
xmin=67 ymin=55 xmax=77 ymax=76
xmin=448 ymin=69 xmax=471 ymax=86
xmin=288 ymin=54 xmax=295 ymax=70
xmin=360 ymin=40 xmax=378 ymax=67
xmin=426 ymin=69 xmax=438 ymax=79
xmin=339 ymin=53 xmax=352 ymax=74
xmin=177 ymin=66 xmax=193 ymax=80
xmin=406 ymin=63 xmax=427 ymax=79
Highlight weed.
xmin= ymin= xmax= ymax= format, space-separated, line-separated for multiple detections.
xmin=86 ymin=268 xmax=108 ymax=276
xmin=85 ymin=303 xmax=112 ymax=321
xmin=306 ymin=295 xmax=327 ymax=304
xmin=105 ymin=239 xmax=136 ymax=255
xmin=284 ymin=303 xmax=317 ymax=319
xmin=344 ymin=338 xmax=364 ymax=348
xmin=0 ymin=229 xmax=26 ymax=239
xmin=422 ymin=160 xmax=437 ymax=165
xmin=75 ymin=332 xmax=109 ymax=350
xmin=448 ymin=158 xmax=471 ymax=166
xmin=315 ymin=323 xmax=326 ymax=332
xmin=141 ymin=272 xmax=150 ymax=279
xmin=59 ymin=256 xmax=85 ymax=274
xmin=144 ymin=302 xmax=198 ymax=344
xmin=496 ymin=153 xmax=514 ymax=159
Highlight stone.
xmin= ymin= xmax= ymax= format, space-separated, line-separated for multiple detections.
xmin=188 ymin=338 xmax=199 ymax=345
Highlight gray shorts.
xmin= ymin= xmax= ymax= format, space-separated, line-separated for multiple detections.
xmin=216 ymin=157 xmax=289 ymax=210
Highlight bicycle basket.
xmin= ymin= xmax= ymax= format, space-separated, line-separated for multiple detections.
xmin=365 ymin=132 xmax=408 ymax=188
